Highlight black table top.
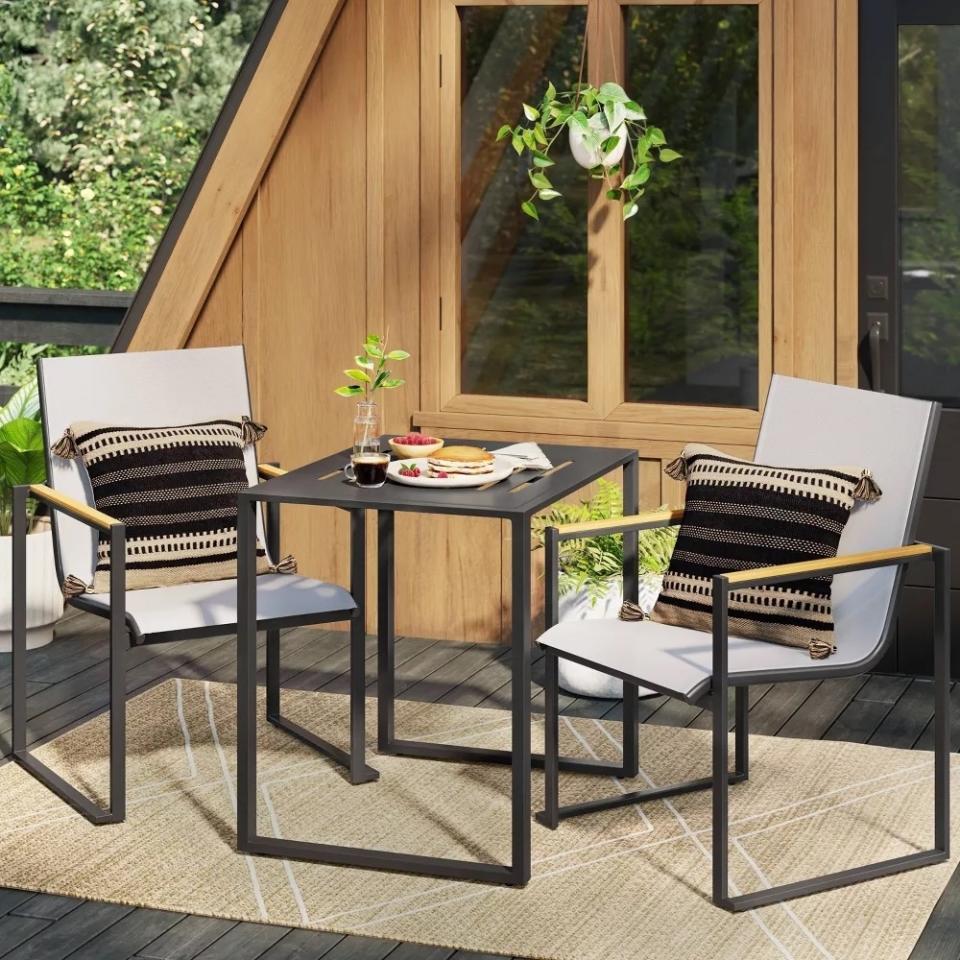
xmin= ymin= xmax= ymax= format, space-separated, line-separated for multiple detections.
xmin=245 ymin=437 xmax=636 ymax=519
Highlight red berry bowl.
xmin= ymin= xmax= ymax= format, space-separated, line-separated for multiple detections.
xmin=388 ymin=434 xmax=444 ymax=459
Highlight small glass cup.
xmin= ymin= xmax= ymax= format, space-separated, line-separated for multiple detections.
xmin=344 ymin=452 xmax=390 ymax=488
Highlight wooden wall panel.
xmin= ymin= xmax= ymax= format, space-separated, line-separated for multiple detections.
xmin=173 ymin=0 xmax=862 ymax=644
xmin=773 ymin=0 xmax=838 ymax=383
xmin=188 ymin=233 xmax=243 ymax=348
xmin=129 ymin=0 xmax=347 ymax=352
xmin=253 ymin=0 xmax=368 ymax=591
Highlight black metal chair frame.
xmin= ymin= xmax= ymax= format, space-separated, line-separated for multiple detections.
xmin=10 ymin=469 xmax=363 ymax=827
xmin=538 ymin=513 xmax=951 ymax=912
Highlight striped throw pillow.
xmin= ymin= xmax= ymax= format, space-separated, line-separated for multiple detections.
xmin=643 ymin=444 xmax=881 ymax=659
xmin=51 ymin=417 xmax=294 ymax=594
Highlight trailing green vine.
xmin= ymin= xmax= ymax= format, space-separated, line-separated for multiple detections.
xmin=496 ymin=10 xmax=681 ymax=223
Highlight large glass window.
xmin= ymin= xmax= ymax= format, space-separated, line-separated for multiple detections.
xmin=624 ymin=5 xmax=759 ymax=408
xmin=898 ymin=25 xmax=960 ymax=407
xmin=459 ymin=6 xmax=588 ymax=400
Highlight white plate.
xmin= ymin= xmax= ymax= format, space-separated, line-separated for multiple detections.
xmin=386 ymin=455 xmax=516 ymax=489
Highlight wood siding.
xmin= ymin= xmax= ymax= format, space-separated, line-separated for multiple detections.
xmin=168 ymin=0 xmax=859 ymax=642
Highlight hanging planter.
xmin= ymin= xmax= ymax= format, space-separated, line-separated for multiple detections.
xmin=496 ymin=8 xmax=681 ymax=222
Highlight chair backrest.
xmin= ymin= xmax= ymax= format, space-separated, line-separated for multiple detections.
xmin=38 ymin=346 xmax=265 ymax=587
xmin=755 ymin=375 xmax=939 ymax=667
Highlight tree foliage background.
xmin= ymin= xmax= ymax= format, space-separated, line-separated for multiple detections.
xmin=0 ymin=0 xmax=268 ymax=290
xmin=0 ymin=0 xmax=267 ymax=383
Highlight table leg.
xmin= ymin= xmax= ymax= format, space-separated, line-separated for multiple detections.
xmin=237 ymin=494 xmax=259 ymax=847
xmin=349 ymin=508 xmax=371 ymax=784
xmin=377 ymin=510 xmax=395 ymax=749
xmin=621 ymin=455 xmax=640 ymax=779
xmin=511 ymin=517 xmax=532 ymax=885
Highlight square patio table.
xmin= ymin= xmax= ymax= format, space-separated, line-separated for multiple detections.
xmin=236 ymin=438 xmax=641 ymax=886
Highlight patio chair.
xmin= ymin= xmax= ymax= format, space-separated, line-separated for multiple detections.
xmin=10 ymin=346 xmax=371 ymax=827
xmin=537 ymin=375 xmax=949 ymax=911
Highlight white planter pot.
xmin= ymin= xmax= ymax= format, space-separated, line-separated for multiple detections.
xmin=0 ymin=526 xmax=64 ymax=651
xmin=568 ymin=114 xmax=628 ymax=170
xmin=556 ymin=574 xmax=662 ymax=699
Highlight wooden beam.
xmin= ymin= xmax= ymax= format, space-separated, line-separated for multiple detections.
xmin=126 ymin=0 xmax=347 ymax=352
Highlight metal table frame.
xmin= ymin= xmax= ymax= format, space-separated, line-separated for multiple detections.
xmin=236 ymin=440 xmax=641 ymax=886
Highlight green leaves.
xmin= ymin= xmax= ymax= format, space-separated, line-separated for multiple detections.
xmin=528 ymin=169 xmax=552 ymax=191
xmin=335 ymin=334 xmax=411 ymax=398
xmin=492 ymin=77 xmax=681 ymax=224
xmin=0 ymin=418 xmax=45 ymax=488
xmin=531 ymin=479 xmax=679 ymax=601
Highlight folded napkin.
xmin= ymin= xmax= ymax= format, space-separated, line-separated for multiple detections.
xmin=494 ymin=442 xmax=553 ymax=471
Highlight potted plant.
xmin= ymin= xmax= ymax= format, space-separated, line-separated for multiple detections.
xmin=333 ymin=333 xmax=410 ymax=454
xmin=0 ymin=380 xmax=64 ymax=650
xmin=496 ymin=8 xmax=680 ymax=223
xmin=534 ymin=480 xmax=677 ymax=698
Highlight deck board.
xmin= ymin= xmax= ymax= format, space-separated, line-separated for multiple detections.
xmin=0 ymin=615 xmax=955 ymax=960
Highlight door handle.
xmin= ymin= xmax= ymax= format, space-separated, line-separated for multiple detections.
xmin=867 ymin=312 xmax=889 ymax=393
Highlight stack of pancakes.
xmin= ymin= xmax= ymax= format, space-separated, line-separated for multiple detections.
xmin=427 ymin=445 xmax=495 ymax=477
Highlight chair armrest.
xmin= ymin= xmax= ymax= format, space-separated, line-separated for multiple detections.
xmin=257 ymin=463 xmax=287 ymax=480
xmin=27 ymin=484 xmax=120 ymax=532
xmin=718 ymin=542 xmax=934 ymax=590
xmin=551 ymin=508 xmax=685 ymax=541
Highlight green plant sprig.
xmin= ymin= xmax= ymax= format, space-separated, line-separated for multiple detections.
xmin=334 ymin=333 xmax=410 ymax=400
xmin=496 ymin=81 xmax=681 ymax=222
xmin=0 ymin=380 xmax=45 ymax=536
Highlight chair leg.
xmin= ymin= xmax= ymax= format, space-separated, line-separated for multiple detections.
xmin=539 ymin=651 xmax=561 ymax=830
xmin=714 ymin=547 xmax=952 ymax=911
xmin=266 ymin=629 xmax=280 ymax=721
xmin=735 ymin=686 xmax=749 ymax=780
xmin=12 ymin=486 xmax=127 ymax=825
xmin=536 ymin=653 xmax=747 ymax=827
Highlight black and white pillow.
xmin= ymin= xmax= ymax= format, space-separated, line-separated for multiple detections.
xmin=51 ymin=416 xmax=295 ymax=594
xmin=643 ymin=444 xmax=881 ymax=659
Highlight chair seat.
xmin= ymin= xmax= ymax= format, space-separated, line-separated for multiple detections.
xmin=78 ymin=574 xmax=356 ymax=641
xmin=538 ymin=617 xmax=865 ymax=701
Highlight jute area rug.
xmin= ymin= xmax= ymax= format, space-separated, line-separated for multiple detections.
xmin=0 ymin=679 xmax=956 ymax=960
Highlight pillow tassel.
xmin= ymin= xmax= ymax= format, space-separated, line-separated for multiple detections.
xmin=241 ymin=416 xmax=268 ymax=445
xmin=62 ymin=574 xmax=91 ymax=598
xmin=51 ymin=428 xmax=80 ymax=460
xmin=664 ymin=455 xmax=688 ymax=481
xmin=853 ymin=469 xmax=882 ymax=503
xmin=619 ymin=600 xmax=647 ymax=622
xmin=808 ymin=638 xmax=836 ymax=660
xmin=269 ymin=554 xmax=298 ymax=575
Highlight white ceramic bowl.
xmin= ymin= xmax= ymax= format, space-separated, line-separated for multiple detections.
xmin=389 ymin=436 xmax=444 ymax=459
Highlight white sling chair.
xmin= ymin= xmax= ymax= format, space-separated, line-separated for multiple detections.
xmin=11 ymin=346 xmax=369 ymax=826
xmin=537 ymin=376 xmax=950 ymax=911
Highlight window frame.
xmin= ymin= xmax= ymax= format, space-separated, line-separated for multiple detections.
xmin=427 ymin=0 xmax=772 ymax=434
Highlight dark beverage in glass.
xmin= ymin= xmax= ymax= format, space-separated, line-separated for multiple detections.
xmin=346 ymin=453 xmax=389 ymax=488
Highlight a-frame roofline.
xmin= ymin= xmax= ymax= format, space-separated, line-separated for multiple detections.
xmin=113 ymin=0 xmax=346 ymax=352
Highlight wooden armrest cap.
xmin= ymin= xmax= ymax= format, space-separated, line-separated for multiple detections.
xmin=553 ymin=508 xmax=684 ymax=537
xmin=722 ymin=543 xmax=934 ymax=586
xmin=257 ymin=463 xmax=288 ymax=479
xmin=28 ymin=484 xmax=120 ymax=531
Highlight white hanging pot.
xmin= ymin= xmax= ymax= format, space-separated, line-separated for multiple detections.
xmin=556 ymin=573 xmax=662 ymax=699
xmin=568 ymin=113 xmax=628 ymax=170
xmin=0 ymin=522 xmax=64 ymax=651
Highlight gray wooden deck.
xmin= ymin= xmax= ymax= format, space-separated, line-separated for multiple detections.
xmin=0 ymin=610 xmax=957 ymax=960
